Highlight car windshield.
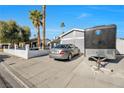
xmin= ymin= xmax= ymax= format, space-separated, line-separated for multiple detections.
xmin=54 ymin=44 xmax=71 ymax=49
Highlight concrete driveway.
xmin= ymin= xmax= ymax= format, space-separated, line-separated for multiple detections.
xmin=1 ymin=52 xmax=124 ymax=88
xmin=0 ymin=52 xmax=83 ymax=87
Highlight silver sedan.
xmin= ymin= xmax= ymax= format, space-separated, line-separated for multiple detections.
xmin=49 ymin=44 xmax=80 ymax=60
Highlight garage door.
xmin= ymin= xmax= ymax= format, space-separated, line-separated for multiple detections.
xmin=61 ymin=37 xmax=84 ymax=53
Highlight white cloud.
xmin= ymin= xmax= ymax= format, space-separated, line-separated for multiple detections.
xmin=77 ymin=13 xmax=91 ymax=19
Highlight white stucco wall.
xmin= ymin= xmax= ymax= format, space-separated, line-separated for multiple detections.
xmin=4 ymin=49 xmax=28 ymax=59
xmin=4 ymin=49 xmax=49 ymax=59
xmin=28 ymin=50 xmax=49 ymax=58
xmin=116 ymin=39 xmax=124 ymax=54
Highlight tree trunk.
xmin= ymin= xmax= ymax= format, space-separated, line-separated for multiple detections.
xmin=42 ymin=5 xmax=46 ymax=50
xmin=37 ymin=27 xmax=41 ymax=50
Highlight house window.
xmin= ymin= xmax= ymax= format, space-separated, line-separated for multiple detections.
xmin=95 ymin=30 xmax=102 ymax=36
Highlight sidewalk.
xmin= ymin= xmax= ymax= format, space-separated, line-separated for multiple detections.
xmin=1 ymin=52 xmax=124 ymax=88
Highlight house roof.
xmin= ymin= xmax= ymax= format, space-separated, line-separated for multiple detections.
xmin=59 ymin=28 xmax=84 ymax=38
xmin=48 ymin=28 xmax=84 ymax=44
xmin=29 ymin=38 xmax=51 ymax=42
xmin=85 ymin=24 xmax=116 ymax=31
xmin=48 ymin=38 xmax=60 ymax=44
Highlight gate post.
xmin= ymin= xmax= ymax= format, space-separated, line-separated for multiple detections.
xmin=25 ymin=44 xmax=29 ymax=59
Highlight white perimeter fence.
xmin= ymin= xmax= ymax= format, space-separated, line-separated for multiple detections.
xmin=3 ymin=44 xmax=49 ymax=59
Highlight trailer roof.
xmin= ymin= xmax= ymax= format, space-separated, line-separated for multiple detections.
xmin=85 ymin=24 xmax=116 ymax=31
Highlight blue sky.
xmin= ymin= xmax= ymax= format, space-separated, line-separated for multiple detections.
xmin=0 ymin=5 xmax=124 ymax=40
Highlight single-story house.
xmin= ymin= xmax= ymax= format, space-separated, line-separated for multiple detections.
xmin=0 ymin=43 xmax=11 ymax=52
xmin=60 ymin=28 xmax=85 ymax=53
xmin=29 ymin=38 xmax=51 ymax=49
xmin=0 ymin=43 xmax=11 ymax=48
xmin=47 ymin=37 xmax=61 ymax=48
xmin=49 ymin=28 xmax=85 ymax=53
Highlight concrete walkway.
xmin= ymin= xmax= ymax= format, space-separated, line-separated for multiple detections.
xmin=0 ymin=52 xmax=124 ymax=88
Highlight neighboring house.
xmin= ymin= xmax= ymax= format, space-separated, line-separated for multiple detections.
xmin=0 ymin=43 xmax=11 ymax=48
xmin=0 ymin=43 xmax=11 ymax=52
xmin=29 ymin=38 xmax=51 ymax=49
xmin=48 ymin=37 xmax=61 ymax=48
xmin=49 ymin=28 xmax=85 ymax=53
xmin=60 ymin=28 xmax=85 ymax=53
xmin=116 ymin=38 xmax=124 ymax=54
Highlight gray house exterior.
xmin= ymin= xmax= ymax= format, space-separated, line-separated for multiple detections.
xmin=29 ymin=38 xmax=51 ymax=49
xmin=60 ymin=28 xmax=85 ymax=53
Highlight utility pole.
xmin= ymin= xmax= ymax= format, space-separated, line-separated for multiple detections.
xmin=42 ymin=5 xmax=46 ymax=50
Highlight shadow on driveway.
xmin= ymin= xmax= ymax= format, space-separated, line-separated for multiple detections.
xmin=88 ymin=54 xmax=124 ymax=68
xmin=54 ymin=53 xmax=83 ymax=62
xmin=102 ymin=54 xmax=124 ymax=67
xmin=0 ymin=55 xmax=10 ymax=62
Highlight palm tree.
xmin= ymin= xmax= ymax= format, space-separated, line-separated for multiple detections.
xmin=60 ymin=22 xmax=65 ymax=34
xmin=29 ymin=10 xmax=42 ymax=50
xmin=42 ymin=5 xmax=46 ymax=50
